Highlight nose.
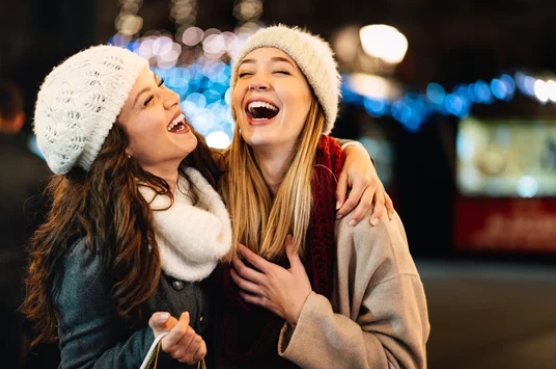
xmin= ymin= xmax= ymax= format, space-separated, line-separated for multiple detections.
xmin=249 ymin=78 xmax=270 ymax=91
xmin=163 ymin=87 xmax=180 ymax=109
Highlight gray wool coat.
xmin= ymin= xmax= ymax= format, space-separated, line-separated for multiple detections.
xmin=52 ymin=238 xmax=213 ymax=369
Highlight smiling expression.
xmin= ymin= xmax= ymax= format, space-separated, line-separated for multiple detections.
xmin=117 ymin=66 xmax=197 ymax=175
xmin=232 ymin=47 xmax=313 ymax=152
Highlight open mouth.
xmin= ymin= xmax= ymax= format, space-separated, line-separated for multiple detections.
xmin=167 ymin=113 xmax=189 ymax=133
xmin=245 ymin=101 xmax=279 ymax=120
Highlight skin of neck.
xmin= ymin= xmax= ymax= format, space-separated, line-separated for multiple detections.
xmin=252 ymin=143 xmax=296 ymax=194
xmin=141 ymin=160 xmax=181 ymax=194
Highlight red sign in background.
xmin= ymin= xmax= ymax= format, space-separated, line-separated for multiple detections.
xmin=455 ymin=196 xmax=556 ymax=253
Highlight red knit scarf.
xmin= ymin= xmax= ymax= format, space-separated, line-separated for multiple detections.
xmin=216 ymin=136 xmax=346 ymax=368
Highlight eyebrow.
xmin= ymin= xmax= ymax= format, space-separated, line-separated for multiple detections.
xmin=134 ymin=86 xmax=151 ymax=107
xmin=133 ymin=72 xmax=159 ymax=107
xmin=239 ymin=56 xmax=295 ymax=67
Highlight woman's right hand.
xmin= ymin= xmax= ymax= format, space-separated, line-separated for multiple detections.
xmin=149 ymin=311 xmax=207 ymax=365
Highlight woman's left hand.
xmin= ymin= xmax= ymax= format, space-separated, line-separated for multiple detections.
xmin=337 ymin=144 xmax=394 ymax=226
xmin=230 ymin=236 xmax=312 ymax=326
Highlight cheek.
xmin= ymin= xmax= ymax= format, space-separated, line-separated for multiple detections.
xmin=288 ymin=92 xmax=311 ymax=118
xmin=296 ymin=84 xmax=313 ymax=106
xmin=128 ymin=117 xmax=162 ymax=144
xmin=295 ymin=91 xmax=312 ymax=120
xmin=125 ymin=128 xmax=149 ymax=155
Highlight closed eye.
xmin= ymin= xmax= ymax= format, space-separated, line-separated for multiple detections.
xmin=143 ymin=77 xmax=165 ymax=106
xmin=239 ymin=72 xmax=252 ymax=78
xmin=144 ymin=95 xmax=154 ymax=106
xmin=273 ymin=70 xmax=290 ymax=75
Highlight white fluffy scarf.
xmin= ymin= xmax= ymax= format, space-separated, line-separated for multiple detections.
xmin=139 ymin=167 xmax=232 ymax=282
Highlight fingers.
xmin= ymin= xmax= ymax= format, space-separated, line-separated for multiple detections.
xmin=336 ymin=178 xmax=366 ymax=222
xmin=148 ymin=312 xmax=178 ymax=338
xmin=162 ymin=312 xmax=208 ymax=365
xmin=335 ymin=171 xmax=348 ymax=211
xmin=232 ymin=253 xmax=265 ymax=285
xmin=192 ymin=339 xmax=207 ymax=364
xmin=237 ymin=244 xmax=271 ymax=273
xmin=368 ymin=189 xmax=386 ymax=226
xmin=162 ymin=312 xmax=192 ymax=351
xmin=174 ymin=332 xmax=201 ymax=364
xmin=348 ymin=186 xmax=376 ymax=226
xmin=284 ymin=235 xmax=302 ymax=269
xmin=151 ymin=311 xmax=207 ymax=366
xmin=336 ymin=181 xmax=394 ymax=227
xmin=230 ymin=266 xmax=265 ymax=296
xmin=384 ymin=191 xmax=395 ymax=220
xmin=232 ymin=263 xmax=270 ymax=309
xmin=148 ymin=312 xmax=170 ymax=331
xmin=240 ymin=290 xmax=267 ymax=308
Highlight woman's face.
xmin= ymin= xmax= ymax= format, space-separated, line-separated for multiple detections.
xmin=118 ymin=66 xmax=197 ymax=174
xmin=232 ymin=47 xmax=312 ymax=151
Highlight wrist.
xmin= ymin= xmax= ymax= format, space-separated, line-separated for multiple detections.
xmin=341 ymin=140 xmax=366 ymax=153
xmin=286 ymin=307 xmax=301 ymax=327
xmin=287 ymin=290 xmax=313 ymax=326
xmin=342 ymin=140 xmax=376 ymax=167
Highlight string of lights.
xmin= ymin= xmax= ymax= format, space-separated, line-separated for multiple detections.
xmin=107 ymin=3 xmax=556 ymax=143
xmin=114 ymin=0 xmax=144 ymax=41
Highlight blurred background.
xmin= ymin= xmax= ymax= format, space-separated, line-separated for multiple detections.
xmin=1 ymin=0 xmax=556 ymax=368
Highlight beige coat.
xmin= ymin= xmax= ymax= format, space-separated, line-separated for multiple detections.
xmin=278 ymin=212 xmax=430 ymax=369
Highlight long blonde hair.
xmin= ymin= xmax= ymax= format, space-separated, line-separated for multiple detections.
xmin=222 ymin=99 xmax=325 ymax=261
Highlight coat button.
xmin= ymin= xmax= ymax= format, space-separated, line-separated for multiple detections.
xmin=171 ymin=279 xmax=185 ymax=291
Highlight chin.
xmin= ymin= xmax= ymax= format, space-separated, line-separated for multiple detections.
xmin=243 ymin=135 xmax=271 ymax=148
xmin=185 ymin=134 xmax=198 ymax=151
xmin=241 ymin=128 xmax=276 ymax=147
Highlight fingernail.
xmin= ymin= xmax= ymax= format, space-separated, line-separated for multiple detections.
xmin=160 ymin=313 xmax=169 ymax=323
xmin=371 ymin=218 xmax=379 ymax=226
xmin=336 ymin=213 xmax=342 ymax=219
xmin=349 ymin=219 xmax=356 ymax=226
xmin=335 ymin=201 xmax=340 ymax=210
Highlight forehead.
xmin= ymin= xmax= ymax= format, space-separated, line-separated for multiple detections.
xmin=241 ymin=47 xmax=296 ymax=65
xmin=119 ymin=66 xmax=153 ymax=120
xmin=128 ymin=67 xmax=154 ymax=92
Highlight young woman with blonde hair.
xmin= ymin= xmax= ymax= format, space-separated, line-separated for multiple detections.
xmin=217 ymin=25 xmax=430 ymax=369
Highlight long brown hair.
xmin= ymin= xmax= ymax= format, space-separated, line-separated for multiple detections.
xmin=22 ymin=123 xmax=222 ymax=346
xmin=221 ymin=99 xmax=325 ymax=261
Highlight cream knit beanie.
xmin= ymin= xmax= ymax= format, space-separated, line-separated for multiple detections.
xmin=34 ymin=45 xmax=149 ymax=175
xmin=231 ymin=24 xmax=341 ymax=135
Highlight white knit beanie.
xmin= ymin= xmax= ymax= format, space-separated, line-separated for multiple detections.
xmin=231 ymin=24 xmax=341 ymax=135
xmin=34 ymin=45 xmax=149 ymax=175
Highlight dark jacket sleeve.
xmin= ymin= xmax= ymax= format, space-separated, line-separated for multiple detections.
xmin=53 ymin=239 xmax=155 ymax=369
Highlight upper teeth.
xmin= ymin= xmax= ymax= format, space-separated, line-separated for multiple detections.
xmin=248 ymin=101 xmax=278 ymax=112
xmin=167 ymin=114 xmax=185 ymax=131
